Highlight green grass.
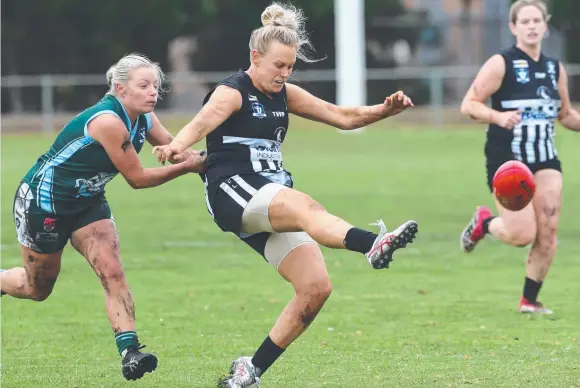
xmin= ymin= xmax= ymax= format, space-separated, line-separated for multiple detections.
xmin=2 ymin=117 xmax=580 ymax=387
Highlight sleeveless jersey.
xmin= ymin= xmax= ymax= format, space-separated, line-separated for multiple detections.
xmin=486 ymin=45 xmax=561 ymax=164
xmin=203 ymin=70 xmax=291 ymax=185
xmin=22 ymin=94 xmax=152 ymax=215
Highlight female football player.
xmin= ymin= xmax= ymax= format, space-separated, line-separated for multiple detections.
xmin=153 ymin=2 xmax=417 ymax=386
xmin=459 ymin=0 xmax=580 ymax=314
xmin=1 ymin=53 xmax=206 ymax=380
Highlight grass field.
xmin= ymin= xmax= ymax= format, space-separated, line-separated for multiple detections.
xmin=2 ymin=117 xmax=580 ymax=387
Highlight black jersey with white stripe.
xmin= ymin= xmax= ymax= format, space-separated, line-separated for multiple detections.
xmin=203 ymin=70 xmax=290 ymax=184
xmin=485 ymin=45 xmax=561 ymax=164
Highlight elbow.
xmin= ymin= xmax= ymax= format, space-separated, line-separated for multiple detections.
xmin=125 ymin=173 xmax=147 ymax=190
xmin=339 ymin=116 xmax=355 ymax=131
xmin=460 ymin=101 xmax=471 ymax=116
xmin=127 ymin=179 xmax=145 ymax=190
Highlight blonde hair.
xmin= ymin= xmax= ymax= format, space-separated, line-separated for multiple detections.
xmin=249 ymin=2 xmax=321 ymax=63
xmin=106 ymin=53 xmax=166 ymax=95
xmin=509 ymin=0 xmax=551 ymax=24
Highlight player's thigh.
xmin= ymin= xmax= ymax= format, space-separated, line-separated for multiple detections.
xmin=242 ymin=230 xmax=326 ymax=290
xmin=13 ymin=182 xmax=68 ymax=287
xmin=277 ymin=242 xmax=329 ymax=294
xmin=70 ymin=200 xmax=121 ymax=275
xmin=18 ymin=245 xmax=63 ymax=294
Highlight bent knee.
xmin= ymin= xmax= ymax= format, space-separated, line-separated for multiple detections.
xmin=504 ymin=226 xmax=536 ymax=247
xmin=29 ymin=287 xmax=54 ymax=301
xmin=298 ymin=278 xmax=332 ymax=302
xmin=99 ymin=267 xmax=127 ymax=289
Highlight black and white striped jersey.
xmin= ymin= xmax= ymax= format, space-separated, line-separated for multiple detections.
xmin=485 ymin=45 xmax=561 ymax=165
xmin=203 ymin=70 xmax=291 ymax=186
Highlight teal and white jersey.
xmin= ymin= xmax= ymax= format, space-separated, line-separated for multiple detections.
xmin=22 ymin=94 xmax=153 ymax=215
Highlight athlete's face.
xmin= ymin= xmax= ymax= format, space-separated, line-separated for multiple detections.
xmin=117 ymin=67 xmax=159 ymax=114
xmin=510 ymin=5 xmax=547 ymax=47
xmin=253 ymin=41 xmax=296 ymax=93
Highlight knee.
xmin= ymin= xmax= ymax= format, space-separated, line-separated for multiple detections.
xmin=29 ymin=283 xmax=56 ymax=301
xmin=505 ymin=227 xmax=536 ymax=248
xmin=95 ymin=259 xmax=127 ymax=293
xmin=298 ymin=277 xmax=332 ymax=305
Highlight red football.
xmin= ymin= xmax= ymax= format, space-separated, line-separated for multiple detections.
xmin=492 ymin=160 xmax=535 ymax=211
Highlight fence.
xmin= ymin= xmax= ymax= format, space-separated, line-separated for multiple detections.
xmin=3 ymin=64 xmax=580 ymax=132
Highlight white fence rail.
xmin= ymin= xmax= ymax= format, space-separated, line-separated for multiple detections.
xmin=4 ymin=64 xmax=580 ymax=132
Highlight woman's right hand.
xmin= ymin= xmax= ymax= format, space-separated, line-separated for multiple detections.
xmin=152 ymin=141 xmax=186 ymax=165
xmin=494 ymin=110 xmax=522 ymax=129
xmin=181 ymin=149 xmax=207 ymax=173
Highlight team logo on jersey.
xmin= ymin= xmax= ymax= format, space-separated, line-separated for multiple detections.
xmin=248 ymin=94 xmax=258 ymax=102
xmin=43 ymin=217 xmax=57 ymax=232
xmin=546 ymin=61 xmax=559 ymax=90
xmin=139 ymin=127 xmax=146 ymax=144
xmin=273 ymin=127 xmax=287 ymax=143
xmin=536 ymin=85 xmax=553 ymax=103
xmin=252 ymin=102 xmax=267 ymax=119
xmin=75 ymin=172 xmax=117 ymax=197
xmin=513 ymin=60 xmax=530 ymax=84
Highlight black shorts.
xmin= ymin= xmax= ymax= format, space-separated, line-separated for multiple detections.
xmin=13 ymin=182 xmax=113 ymax=253
xmin=485 ymin=158 xmax=562 ymax=192
xmin=205 ymin=172 xmax=293 ymax=258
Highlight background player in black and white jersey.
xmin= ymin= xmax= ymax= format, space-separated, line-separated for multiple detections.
xmin=153 ymin=2 xmax=417 ymax=387
xmin=459 ymin=0 xmax=580 ymax=315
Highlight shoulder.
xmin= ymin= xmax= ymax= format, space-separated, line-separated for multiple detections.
xmin=216 ymin=70 xmax=249 ymax=92
xmin=477 ymin=54 xmax=506 ymax=77
xmin=203 ymin=81 xmax=244 ymax=106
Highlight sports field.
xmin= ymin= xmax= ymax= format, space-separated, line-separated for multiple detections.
xmin=2 ymin=117 xmax=579 ymax=387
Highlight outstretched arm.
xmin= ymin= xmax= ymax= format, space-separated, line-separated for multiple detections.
xmin=285 ymin=83 xmax=413 ymax=130
xmin=152 ymin=85 xmax=242 ymax=163
xmin=557 ymin=63 xmax=580 ymax=131
xmin=88 ymin=114 xmax=205 ymax=189
xmin=146 ymin=112 xmax=203 ymax=164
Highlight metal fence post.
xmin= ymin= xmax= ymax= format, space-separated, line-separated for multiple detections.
xmin=41 ymin=75 xmax=54 ymax=134
xmin=429 ymin=69 xmax=444 ymax=128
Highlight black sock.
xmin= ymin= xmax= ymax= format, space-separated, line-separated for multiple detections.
xmin=251 ymin=336 xmax=285 ymax=375
xmin=344 ymin=228 xmax=378 ymax=254
xmin=482 ymin=216 xmax=496 ymax=234
xmin=523 ymin=277 xmax=542 ymax=304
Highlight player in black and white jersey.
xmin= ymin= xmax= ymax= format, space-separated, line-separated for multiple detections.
xmin=153 ymin=2 xmax=417 ymax=386
xmin=459 ymin=0 xmax=580 ymax=314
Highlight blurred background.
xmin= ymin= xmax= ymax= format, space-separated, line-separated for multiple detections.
xmin=3 ymin=0 xmax=580 ymax=133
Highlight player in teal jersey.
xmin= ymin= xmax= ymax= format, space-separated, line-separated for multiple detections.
xmin=1 ymin=53 xmax=206 ymax=381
